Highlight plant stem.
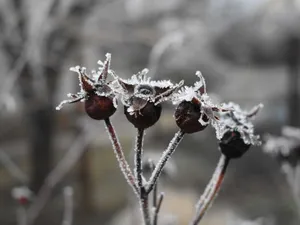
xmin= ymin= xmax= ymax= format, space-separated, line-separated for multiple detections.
xmin=134 ymin=128 xmax=151 ymax=225
xmin=135 ymin=128 xmax=144 ymax=188
xmin=153 ymin=192 xmax=164 ymax=225
xmin=140 ymin=189 xmax=151 ymax=225
xmin=104 ymin=118 xmax=139 ymax=195
xmin=146 ymin=130 xmax=185 ymax=194
xmin=191 ymin=154 xmax=230 ymax=225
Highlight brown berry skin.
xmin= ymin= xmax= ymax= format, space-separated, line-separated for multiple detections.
xmin=85 ymin=94 xmax=116 ymax=120
xmin=219 ymin=131 xmax=251 ymax=159
xmin=124 ymin=100 xmax=162 ymax=129
xmin=174 ymin=101 xmax=208 ymax=133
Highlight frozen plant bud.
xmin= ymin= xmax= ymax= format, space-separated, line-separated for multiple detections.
xmin=56 ymin=53 xmax=117 ymax=120
xmin=115 ymin=69 xmax=183 ymax=129
xmin=263 ymin=126 xmax=300 ymax=166
xmin=172 ymin=71 xmax=228 ymax=135
xmin=218 ymin=102 xmax=263 ymax=159
xmin=11 ymin=186 xmax=33 ymax=205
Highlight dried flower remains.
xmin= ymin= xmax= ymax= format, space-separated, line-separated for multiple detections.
xmin=172 ymin=71 xmax=228 ymax=135
xmin=218 ymin=102 xmax=263 ymax=158
xmin=115 ymin=68 xmax=183 ymax=129
xmin=56 ymin=53 xmax=117 ymax=120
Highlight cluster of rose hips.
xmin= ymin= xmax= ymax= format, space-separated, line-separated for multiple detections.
xmin=57 ymin=53 xmax=262 ymax=160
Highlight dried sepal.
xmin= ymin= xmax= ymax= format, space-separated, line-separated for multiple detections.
xmin=114 ymin=68 xmax=183 ymax=129
xmin=56 ymin=54 xmax=117 ymax=120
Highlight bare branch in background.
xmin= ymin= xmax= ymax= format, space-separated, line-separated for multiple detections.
xmin=62 ymin=186 xmax=74 ymax=225
xmin=26 ymin=124 xmax=92 ymax=225
xmin=0 ymin=149 xmax=29 ymax=184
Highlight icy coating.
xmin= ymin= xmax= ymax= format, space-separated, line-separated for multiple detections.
xmin=263 ymin=126 xmax=300 ymax=157
xmin=113 ymin=68 xmax=184 ymax=114
xmin=219 ymin=102 xmax=263 ymax=145
xmin=56 ymin=53 xmax=117 ymax=110
xmin=172 ymin=71 xmax=230 ymax=139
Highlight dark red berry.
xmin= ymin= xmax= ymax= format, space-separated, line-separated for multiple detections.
xmin=219 ymin=131 xmax=251 ymax=159
xmin=18 ymin=196 xmax=29 ymax=205
xmin=85 ymin=93 xmax=116 ymax=120
xmin=174 ymin=101 xmax=208 ymax=133
xmin=124 ymin=97 xmax=162 ymax=129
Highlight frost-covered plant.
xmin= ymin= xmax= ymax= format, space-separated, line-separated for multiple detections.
xmin=263 ymin=126 xmax=300 ymax=215
xmin=55 ymin=53 xmax=263 ymax=225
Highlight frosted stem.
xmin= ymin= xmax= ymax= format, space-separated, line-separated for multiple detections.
xmin=191 ymin=154 xmax=230 ymax=225
xmin=140 ymin=190 xmax=151 ymax=225
xmin=135 ymin=128 xmax=144 ymax=188
xmin=152 ymin=192 xmax=164 ymax=225
xmin=134 ymin=128 xmax=151 ymax=225
xmin=146 ymin=130 xmax=185 ymax=194
xmin=104 ymin=118 xmax=139 ymax=195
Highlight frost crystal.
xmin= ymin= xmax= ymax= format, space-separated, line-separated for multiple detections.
xmin=172 ymin=71 xmax=229 ymax=139
xmin=219 ymin=102 xmax=263 ymax=145
xmin=263 ymin=126 xmax=300 ymax=158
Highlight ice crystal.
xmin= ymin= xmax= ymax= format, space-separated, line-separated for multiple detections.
xmin=172 ymin=71 xmax=229 ymax=139
xmin=263 ymin=126 xmax=300 ymax=158
xmin=219 ymin=102 xmax=263 ymax=145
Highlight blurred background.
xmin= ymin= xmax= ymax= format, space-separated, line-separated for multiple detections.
xmin=0 ymin=0 xmax=300 ymax=224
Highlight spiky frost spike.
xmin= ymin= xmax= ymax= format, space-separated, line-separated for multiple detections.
xmin=154 ymin=80 xmax=184 ymax=105
xmin=98 ymin=53 xmax=111 ymax=83
xmin=137 ymin=68 xmax=149 ymax=81
xmin=246 ymin=103 xmax=264 ymax=118
xmin=70 ymin=66 xmax=94 ymax=92
xmin=194 ymin=71 xmax=206 ymax=95
xmin=55 ymin=95 xmax=84 ymax=110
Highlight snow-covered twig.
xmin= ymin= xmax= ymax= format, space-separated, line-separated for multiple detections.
xmin=104 ymin=118 xmax=139 ymax=196
xmin=191 ymin=154 xmax=230 ymax=225
xmin=0 ymin=149 xmax=28 ymax=184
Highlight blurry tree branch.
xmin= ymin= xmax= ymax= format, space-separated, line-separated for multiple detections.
xmin=26 ymin=123 xmax=92 ymax=225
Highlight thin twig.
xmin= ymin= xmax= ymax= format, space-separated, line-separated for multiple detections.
xmin=148 ymin=159 xmax=157 ymax=209
xmin=104 ymin=118 xmax=139 ymax=195
xmin=146 ymin=130 xmax=185 ymax=194
xmin=153 ymin=193 xmax=164 ymax=225
xmin=0 ymin=149 xmax=28 ymax=184
xmin=62 ymin=186 xmax=74 ymax=225
xmin=191 ymin=154 xmax=230 ymax=225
